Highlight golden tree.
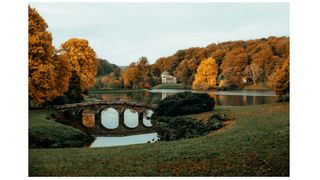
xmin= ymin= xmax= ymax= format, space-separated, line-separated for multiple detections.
xmin=29 ymin=6 xmax=66 ymax=104
xmin=268 ymin=58 xmax=289 ymax=96
xmin=59 ymin=38 xmax=98 ymax=92
xmin=192 ymin=58 xmax=218 ymax=90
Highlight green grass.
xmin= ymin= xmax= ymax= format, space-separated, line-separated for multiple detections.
xmin=152 ymin=83 xmax=188 ymax=89
xmin=88 ymin=89 xmax=145 ymax=94
xmin=29 ymin=110 xmax=94 ymax=148
xmin=29 ymin=102 xmax=289 ymax=176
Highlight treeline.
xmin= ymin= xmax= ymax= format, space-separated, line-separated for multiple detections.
xmin=154 ymin=36 xmax=289 ymax=88
xmin=118 ymin=36 xmax=289 ymax=95
xmin=97 ymin=58 xmax=120 ymax=76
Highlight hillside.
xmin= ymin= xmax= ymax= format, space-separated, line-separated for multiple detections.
xmin=29 ymin=102 xmax=289 ymax=176
xmin=119 ymin=36 xmax=289 ymax=93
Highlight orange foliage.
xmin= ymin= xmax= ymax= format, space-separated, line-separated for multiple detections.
xmin=192 ymin=58 xmax=218 ymax=90
xmin=268 ymin=58 xmax=289 ymax=96
xmin=28 ymin=6 xmax=67 ymax=104
xmin=59 ymin=38 xmax=98 ymax=92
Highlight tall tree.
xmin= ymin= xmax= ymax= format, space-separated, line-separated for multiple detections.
xmin=59 ymin=38 xmax=98 ymax=92
xmin=29 ymin=6 xmax=68 ymax=104
xmin=268 ymin=58 xmax=289 ymax=96
xmin=192 ymin=58 xmax=218 ymax=90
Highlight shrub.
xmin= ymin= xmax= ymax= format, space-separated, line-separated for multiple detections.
xmin=156 ymin=117 xmax=207 ymax=141
xmin=153 ymin=92 xmax=215 ymax=117
xmin=156 ymin=112 xmax=231 ymax=141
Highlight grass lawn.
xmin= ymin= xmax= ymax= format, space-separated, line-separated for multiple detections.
xmin=88 ymin=89 xmax=145 ymax=93
xmin=29 ymin=102 xmax=289 ymax=176
xmin=29 ymin=110 xmax=94 ymax=148
xmin=152 ymin=83 xmax=188 ymax=89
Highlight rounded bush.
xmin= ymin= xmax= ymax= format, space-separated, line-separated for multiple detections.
xmin=153 ymin=92 xmax=215 ymax=117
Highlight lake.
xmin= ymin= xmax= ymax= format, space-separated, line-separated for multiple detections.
xmin=89 ymin=89 xmax=278 ymax=106
xmin=87 ymin=89 xmax=278 ymax=148
xmin=90 ymin=133 xmax=158 ymax=148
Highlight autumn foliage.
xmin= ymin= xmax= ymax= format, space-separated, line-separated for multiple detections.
xmin=29 ymin=6 xmax=97 ymax=105
xmin=29 ymin=6 xmax=62 ymax=104
xmin=121 ymin=57 xmax=160 ymax=89
xmin=268 ymin=58 xmax=289 ymax=96
xmin=192 ymin=58 xmax=218 ymax=90
xmin=59 ymin=38 xmax=98 ymax=92
xmin=152 ymin=36 xmax=289 ymax=95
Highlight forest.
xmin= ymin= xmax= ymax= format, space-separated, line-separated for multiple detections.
xmin=116 ymin=36 xmax=289 ymax=95
xmin=29 ymin=5 xmax=289 ymax=106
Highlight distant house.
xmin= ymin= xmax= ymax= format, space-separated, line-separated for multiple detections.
xmin=161 ymin=71 xmax=177 ymax=84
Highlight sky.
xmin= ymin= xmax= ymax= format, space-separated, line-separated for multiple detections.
xmin=30 ymin=3 xmax=289 ymax=66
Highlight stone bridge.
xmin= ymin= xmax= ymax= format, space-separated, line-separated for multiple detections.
xmin=54 ymin=101 xmax=157 ymax=136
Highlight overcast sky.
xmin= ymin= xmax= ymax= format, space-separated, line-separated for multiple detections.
xmin=30 ymin=3 xmax=289 ymax=66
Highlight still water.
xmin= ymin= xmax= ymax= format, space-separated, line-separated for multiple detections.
xmin=90 ymin=89 xmax=278 ymax=106
xmin=88 ymin=89 xmax=278 ymax=148
xmin=90 ymin=133 xmax=158 ymax=148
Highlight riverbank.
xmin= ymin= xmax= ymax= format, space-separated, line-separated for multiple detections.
xmin=29 ymin=110 xmax=94 ymax=148
xmin=152 ymin=83 xmax=188 ymax=89
xmin=88 ymin=89 xmax=146 ymax=93
xmin=29 ymin=102 xmax=289 ymax=176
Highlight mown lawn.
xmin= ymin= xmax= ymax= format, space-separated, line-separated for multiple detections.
xmin=152 ymin=83 xmax=188 ymax=89
xmin=29 ymin=110 xmax=94 ymax=148
xmin=29 ymin=102 xmax=289 ymax=176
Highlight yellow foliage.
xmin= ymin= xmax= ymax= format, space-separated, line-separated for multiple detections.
xmin=59 ymin=38 xmax=98 ymax=92
xmin=192 ymin=58 xmax=218 ymax=90
xmin=29 ymin=6 xmax=98 ymax=105
xmin=268 ymin=58 xmax=289 ymax=96
xmin=28 ymin=6 xmax=68 ymax=104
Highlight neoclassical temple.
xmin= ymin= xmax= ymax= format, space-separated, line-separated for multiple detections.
xmin=161 ymin=71 xmax=177 ymax=84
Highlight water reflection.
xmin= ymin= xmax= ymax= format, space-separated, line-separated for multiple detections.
xmin=124 ymin=109 xmax=139 ymax=128
xmin=101 ymin=108 xmax=119 ymax=129
xmin=143 ymin=110 xmax=153 ymax=127
xmin=91 ymin=89 xmax=278 ymax=106
xmin=90 ymin=133 xmax=158 ymax=148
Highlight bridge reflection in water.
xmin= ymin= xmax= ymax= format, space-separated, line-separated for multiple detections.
xmin=55 ymin=101 xmax=157 ymax=136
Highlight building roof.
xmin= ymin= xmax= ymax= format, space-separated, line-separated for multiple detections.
xmin=161 ymin=71 xmax=169 ymax=76
xmin=162 ymin=75 xmax=176 ymax=79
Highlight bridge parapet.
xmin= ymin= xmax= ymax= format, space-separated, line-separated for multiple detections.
xmin=54 ymin=101 xmax=158 ymax=136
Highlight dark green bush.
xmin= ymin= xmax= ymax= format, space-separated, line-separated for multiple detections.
xmin=156 ymin=117 xmax=207 ymax=141
xmin=153 ymin=92 xmax=215 ymax=117
xmin=156 ymin=112 xmax=231 ymax=141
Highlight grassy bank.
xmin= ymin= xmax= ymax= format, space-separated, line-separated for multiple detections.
xmin=152 ymin=83 xmax=188 ymax=89
xmin=243 ymin=83 xmax=271 ymax=90
xmin=29 ymin=110 xmax=94 ymax=148
xmin=88 ymin=89 xmax=145 ymax=94
xmin=29 ymin=102 xmax=289 ymax=176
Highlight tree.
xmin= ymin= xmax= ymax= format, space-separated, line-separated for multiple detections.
xmin=29 ymin=6 xmax=68 ymax=104
xmin=59 ymin=38 xmax=98 ymax=92
xmin=268 ymin=58 xmax=289 ymax=96
xmin=121 ymin=57 xmax=155 ymax=88
xmin=121 ymin=65 xmax=139 ymax=88
xmin=192 ymin=58 xmax=218 ymax=90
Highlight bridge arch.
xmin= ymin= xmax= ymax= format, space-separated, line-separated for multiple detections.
xmin=143 ymin=109 xmax=154 ymax=127
xmin=82 ymin=109 xmax=95 ymax=128
xmin=55 ymin=101 xmax=157 ymax=135
xmin=124 ymin=108 xmax=139 ymax=128
xmin=101 ymin=107 xmax=119 ymax=129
